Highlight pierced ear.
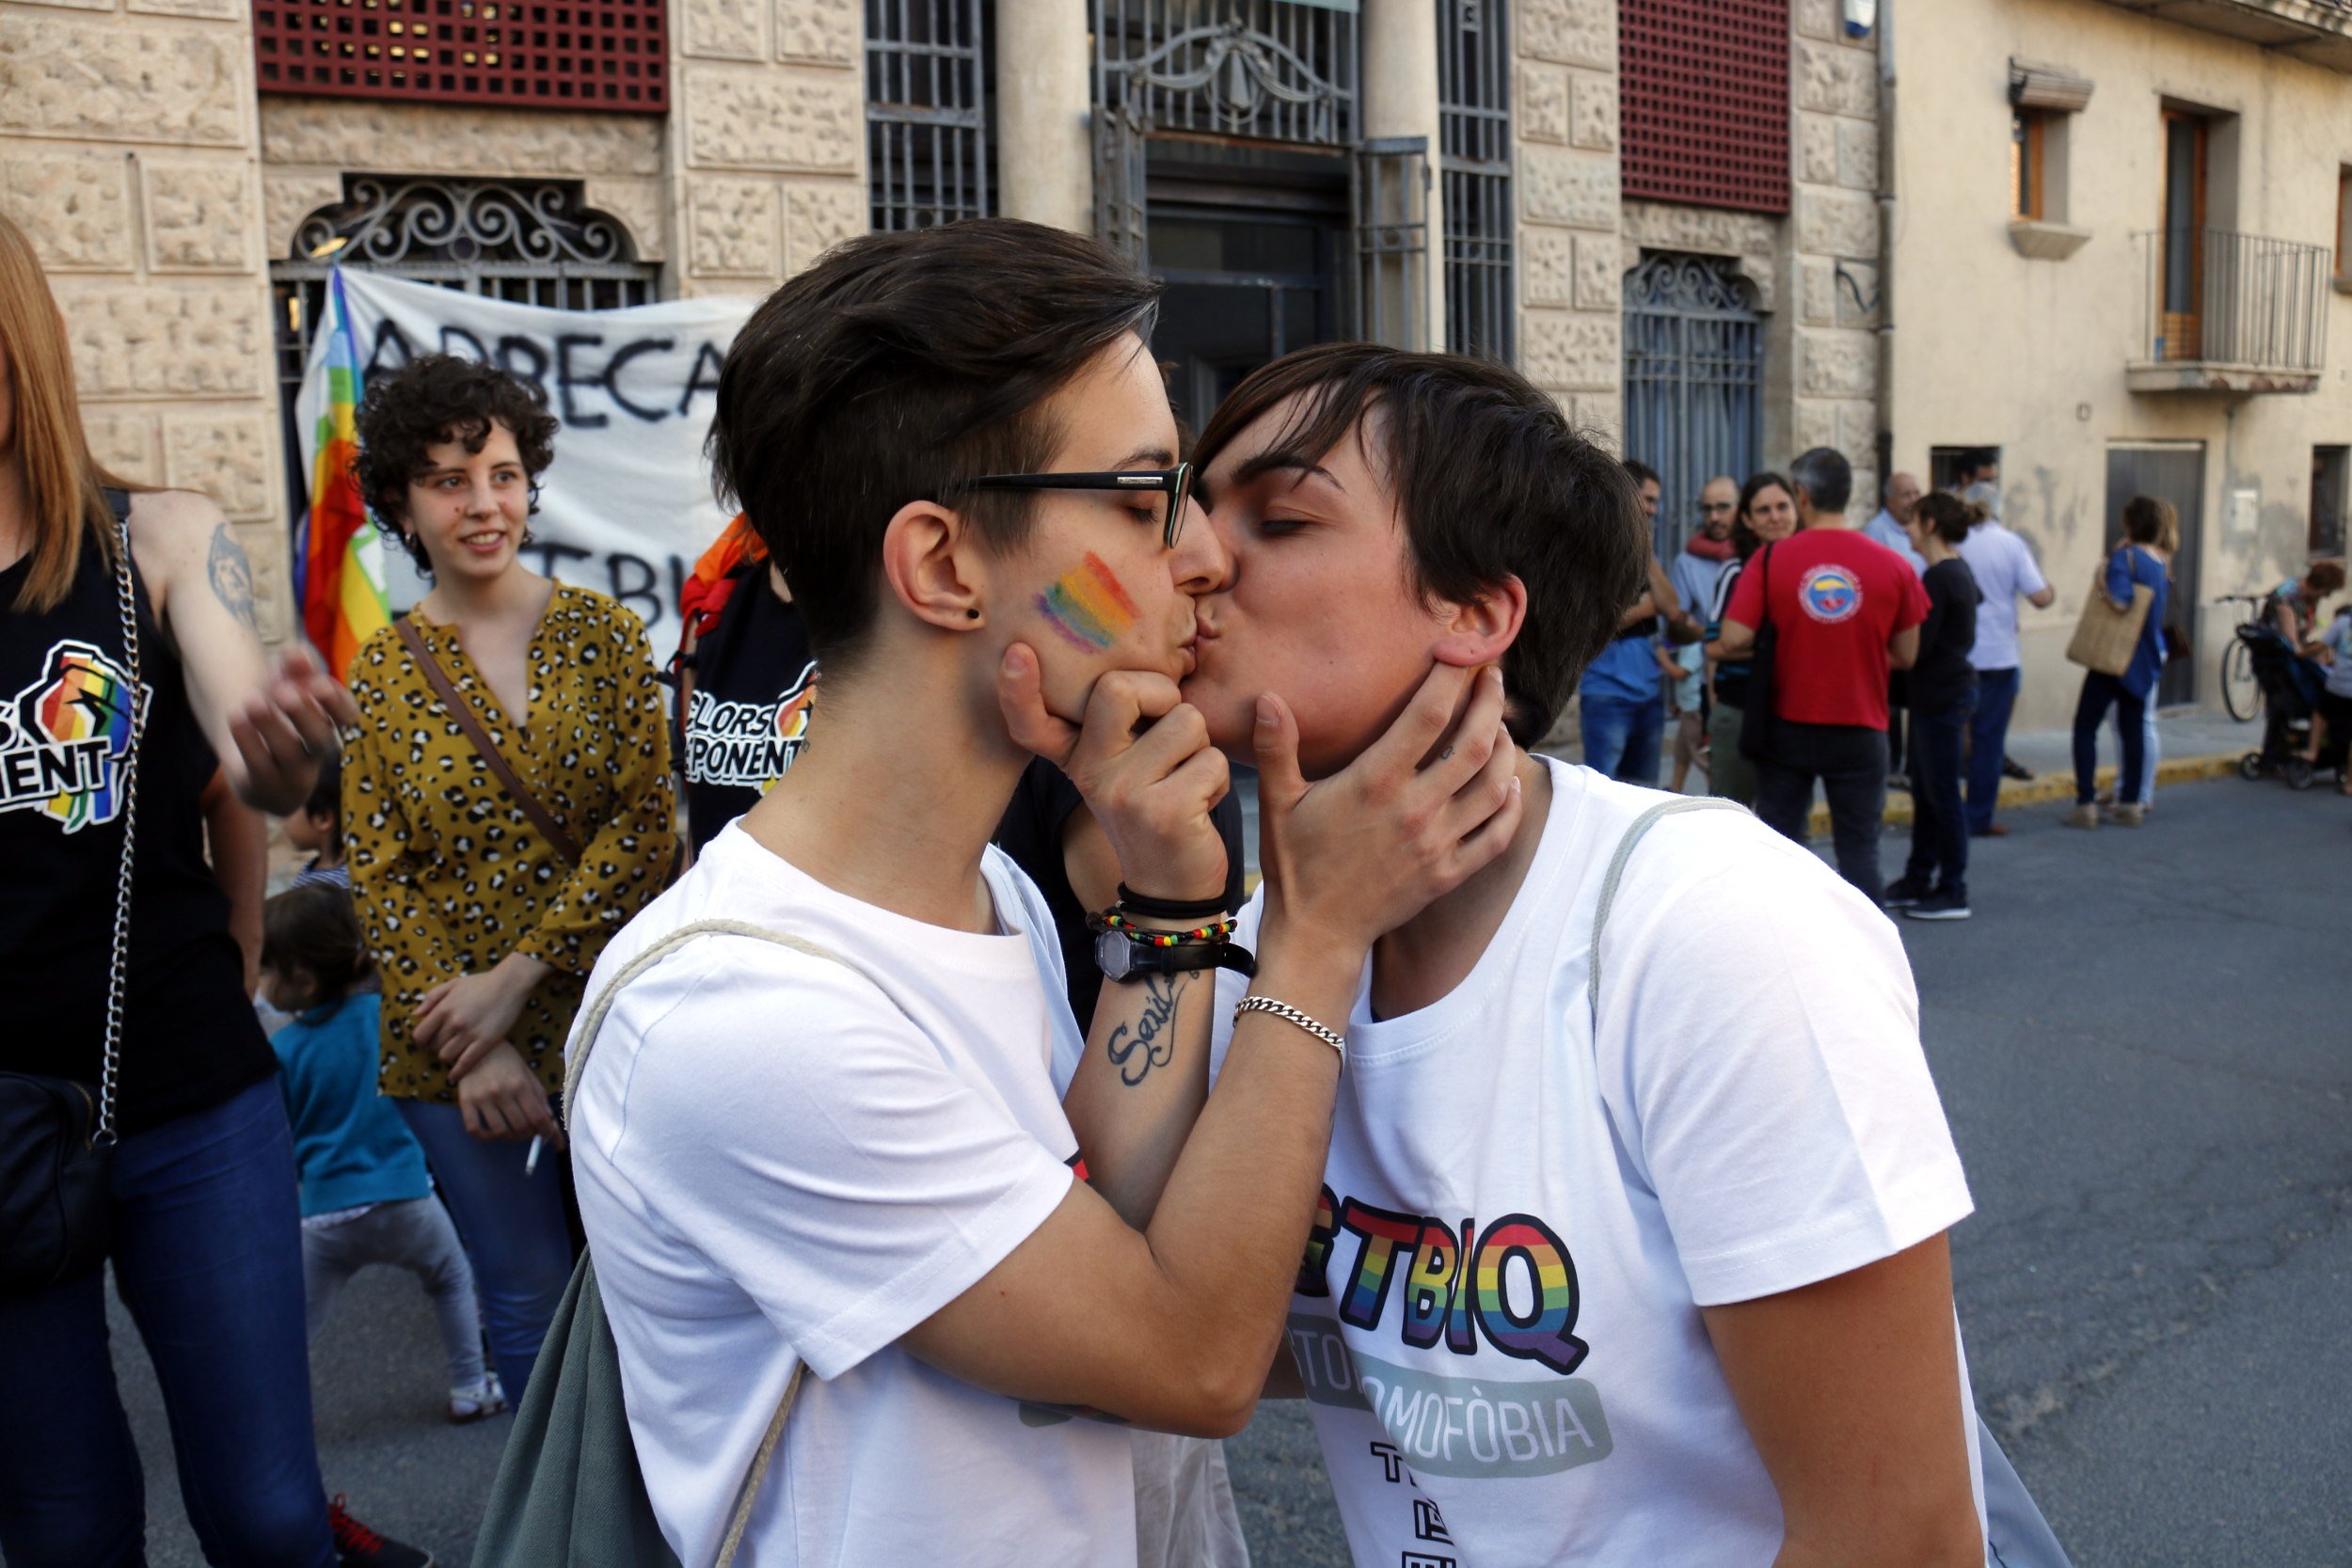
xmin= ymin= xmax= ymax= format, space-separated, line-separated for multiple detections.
xmin=1431 ymin=573 xmax=1528 ymax=669
xmin=878 ymin=499 xmax=989 ymax=631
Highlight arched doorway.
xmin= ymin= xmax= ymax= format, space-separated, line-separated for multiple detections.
xmin=1622 ymin=252 xmax=1762 ymax=561
xmin=269 ymin=176 xmax=660 ymax=521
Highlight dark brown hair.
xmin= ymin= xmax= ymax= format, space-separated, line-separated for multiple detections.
xmin=1913 ymin=491 xmax=1979 ymax=546
xmin=2122 ymin=494 xmax=2176 ymax=546
xmin=262 ymin=881 xmax=374 ymax=1011
xmin=708 ymin=219 xmax=1161 ymax=673
xmin=354 ymin=355 xmax=561 ymax=574
xmin=1731 ymin=471 xmax=1794 ymax=562
xmin=2305 ymin=560 xmax=2345 ymax=595
xmin=1189 ymin=343 xmax=1648 ymax=747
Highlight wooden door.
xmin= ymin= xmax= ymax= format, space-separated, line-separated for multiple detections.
xmin=2159 ymin=112 xmax=2208 ymax=360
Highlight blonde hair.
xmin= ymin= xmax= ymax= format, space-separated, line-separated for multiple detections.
xmin=1 ymin=213 xmax=143 ymax=614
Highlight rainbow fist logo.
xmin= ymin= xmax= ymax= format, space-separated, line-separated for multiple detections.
xmin=1798 ymin=562 xmax=1864 ymax=625
xmin=1 ymin=641 xmax=144 ymax=832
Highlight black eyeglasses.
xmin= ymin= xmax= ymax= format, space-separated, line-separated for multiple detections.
xmin=964 ymin=463 xmax=1196 ymax=549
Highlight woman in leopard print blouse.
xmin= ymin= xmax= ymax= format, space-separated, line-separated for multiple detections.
xmin=343 ymin=356 xmax=675 ymax=1400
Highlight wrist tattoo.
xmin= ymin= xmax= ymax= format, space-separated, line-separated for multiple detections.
xmin=206 ymin=523 xmax=260 ymax=633
xmin=1105 ymin=972 xmax=1187 ymax=1087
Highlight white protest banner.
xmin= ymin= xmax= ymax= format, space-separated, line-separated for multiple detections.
xmin=295 ymin=267 xmax=759 ymax=639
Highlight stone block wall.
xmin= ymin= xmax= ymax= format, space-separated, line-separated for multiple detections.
xmin=671 ymin=0 xmax=865 ymax=296
xmin=1788 ymin=0 xmax=1883 ymax=516
xmin=1514 ymin=0 xmax=1623 ymax=441
xmin=1 ymin=0 xmax=288 ymax=638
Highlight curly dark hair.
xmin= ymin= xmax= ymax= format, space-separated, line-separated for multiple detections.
xmin=353 ymin=354 xmax=560 ymax=574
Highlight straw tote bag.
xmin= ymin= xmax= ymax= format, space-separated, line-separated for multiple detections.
xmin=2064 ymin=551 xmax=2154 ymax=677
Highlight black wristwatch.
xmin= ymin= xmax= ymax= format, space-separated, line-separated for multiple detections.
xmin=1092 ymin=926 xmax=1257 ymax=983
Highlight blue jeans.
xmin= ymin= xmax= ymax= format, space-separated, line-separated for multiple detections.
xmin=1965 ymin=666 xmax=2022 ymax=833
xmin=0 ymin=1078 xmax=336 ymax=1568
xmin=2074 ymin=672 xmax=2148 ymax=805
xmin=1581 ymin=696 xmax=1664 ymax=785
xmin=397 ymin=1098 xmax=575 ymax=1402
xmin=1905 ymin=692 xmax=1975 ymax=900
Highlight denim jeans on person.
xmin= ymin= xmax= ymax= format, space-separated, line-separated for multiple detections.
xmin=303 ymin=1193 xmax=487 ymax=1392
xmin=1581 ymin=695 xmax=1664 ymax=785
xmin=0 ymin=1077 xmax=337 ymax=1568
xmin=1965 ymin=666 xmax=2023 ymax=833
xmin=1905 ymin=690 xmax=1976 ymax=901
xmin=396 ymin=1098 xmax=575 ymax=1401
xmin=2074 ymin=672 xmax=2149 ymax=806
xmin=1755 ymin=721 xmax=1890 ymax=904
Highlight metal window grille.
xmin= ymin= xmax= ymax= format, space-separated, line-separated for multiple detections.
xmin=254 ymin=0 xmax=666 ymax=111
xmin=1623 ymin=253 xmax=1761 ymax=559
xmin=866 ymin=0 xmax=994 ymax=230
xmin=1092 ymin=0 xmax=1358 ymax=150
xmin=1620 ymin=0 xmax=1788 ymax=214
xmin=1437 ymin=0 xmax=1511 ymax=359
xmin=268 ymin=177 xmax=660 ymax=520
xmin=1355 ymin=137 xmax=1430 ymax=351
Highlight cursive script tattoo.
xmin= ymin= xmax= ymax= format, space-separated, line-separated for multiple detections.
xmin=207 ymin=523 xmax=259 ymax=632
xmin=1105 ymin=972 xmax=1187 ymax=1087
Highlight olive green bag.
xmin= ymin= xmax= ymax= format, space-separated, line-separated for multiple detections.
xmin=475 ymin=919 xmax=894 ymax=1568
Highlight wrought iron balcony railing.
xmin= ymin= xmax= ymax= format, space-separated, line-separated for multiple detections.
xmin=2131 ymin=227 xmax=2329 ymax=393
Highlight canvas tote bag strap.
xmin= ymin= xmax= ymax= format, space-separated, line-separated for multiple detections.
xmin=395 ymin=615 xmax=584 ymax=865
xmin=1587 ymin=797 xmax=1750 ymax=1034
xmin=563 ymin=915 xmax=914 ymax=1568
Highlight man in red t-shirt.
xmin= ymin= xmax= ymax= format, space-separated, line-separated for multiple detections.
xmin=1719 ymin=447 xmax=1926 ymax=904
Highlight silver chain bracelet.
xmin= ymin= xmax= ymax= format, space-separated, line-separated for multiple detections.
xmin=1233 ymin=994 xmax=1345 ymax=1065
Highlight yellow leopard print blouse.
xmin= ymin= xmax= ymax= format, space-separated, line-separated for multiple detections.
xmin=344 ymin=584 xmax=676 ymax=1101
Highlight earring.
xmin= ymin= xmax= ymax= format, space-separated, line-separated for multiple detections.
xmin=966 ymin=609 xmax=981 ymax=621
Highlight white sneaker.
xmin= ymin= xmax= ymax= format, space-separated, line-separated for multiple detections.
xmin=2062 ymin=803 xmax=2099 ymax=830
xmin=449 ymin=1373 xmax=506 ymax=1424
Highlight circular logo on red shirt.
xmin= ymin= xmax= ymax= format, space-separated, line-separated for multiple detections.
xmin=1799 ymin=563 xmax=1863 ymax=624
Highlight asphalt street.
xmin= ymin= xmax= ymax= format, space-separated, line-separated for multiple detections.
xmin=103 ymin=774 xmax=2350 ymax=1566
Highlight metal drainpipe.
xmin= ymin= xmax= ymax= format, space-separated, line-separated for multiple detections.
xmin=1875 ymin=2 xmax=1898 ymax=489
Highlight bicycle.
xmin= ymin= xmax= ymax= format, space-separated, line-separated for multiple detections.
xmin=2213 ymin=591 xmax=2274 ymax=721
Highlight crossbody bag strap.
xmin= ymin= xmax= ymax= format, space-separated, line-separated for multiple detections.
xmin=395 ymin=615 xmax=583 ymax=866
xmin=1586 ymin=797 xmax=1750 ymax=1035
xmin=564 ymin=917 xmax=909 ymax=1568
xmin=97 ymin=491 xmax=144 ymax=1147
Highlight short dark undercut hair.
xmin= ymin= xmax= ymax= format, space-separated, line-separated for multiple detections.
xmin=708 ymin=220 xmax=1160 ymax=672
xmin=354 ymin=354 xmax=559 ymax=575
xmin=1190 ymin=344 xmax=1647 ymax=748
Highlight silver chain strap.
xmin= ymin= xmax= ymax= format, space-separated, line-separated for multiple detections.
xmin=96 ymin=507 xmax=144 ymax=1148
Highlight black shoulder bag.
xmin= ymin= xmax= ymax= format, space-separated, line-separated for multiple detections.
xmin=0 ymin=495 xmax=142 ymax=1295
xmin=1736 ymin=542 xmax=1779 ymax=764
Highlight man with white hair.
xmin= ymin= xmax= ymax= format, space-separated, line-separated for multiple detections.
xmin=1956 ymin=482 xmax=2054 ymax=835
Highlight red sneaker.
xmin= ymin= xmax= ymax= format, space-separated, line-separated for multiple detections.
xmin=326 ymin=1496 xmax=434 ymax=1568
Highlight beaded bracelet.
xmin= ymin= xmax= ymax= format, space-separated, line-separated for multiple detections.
xmin=1089 ymin=909 xmax=1238 ymax=948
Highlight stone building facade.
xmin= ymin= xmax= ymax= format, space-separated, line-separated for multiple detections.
xmin=4 ymin=0 xmax=2343 ymax=733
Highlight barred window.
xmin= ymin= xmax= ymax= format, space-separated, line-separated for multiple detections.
xmin=254 ymin=0 xmax=666 ymax=111
xmin=867 ymin=0 xmax=994 ymax=230
xmin=1438 ymin=0 xmax=1512 ymax=360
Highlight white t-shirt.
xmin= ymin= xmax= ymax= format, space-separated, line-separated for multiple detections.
xmin=1210 ymin=761 xmax=1982 ymax=1566
xmin=1955 ymin=520 xmax=2049 ymax=671
xmin=571 ymin=823 xmax=1131 ymax=1568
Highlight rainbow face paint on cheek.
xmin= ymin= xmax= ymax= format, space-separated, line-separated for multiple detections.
xmin=1036 ymin=552 xmax=1141 ymax=651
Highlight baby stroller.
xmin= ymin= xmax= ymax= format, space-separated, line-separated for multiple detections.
xmin=2234 ymin=625 xmax=2345 ymax=789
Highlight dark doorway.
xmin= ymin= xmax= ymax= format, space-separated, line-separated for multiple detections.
xmin=1146 ymin=140 xmax=1347 ymax=433
xmin=2105 ymin=442 xmax=2204 ymax=707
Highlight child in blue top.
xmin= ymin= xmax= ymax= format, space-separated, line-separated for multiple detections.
xmin=261 ymin=882 xmax=503 ymax=1423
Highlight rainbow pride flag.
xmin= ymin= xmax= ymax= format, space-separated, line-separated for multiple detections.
xmin=299 ymin=269 xmax=389 ymax=678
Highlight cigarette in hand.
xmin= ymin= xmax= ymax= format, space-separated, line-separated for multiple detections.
xmin=524 ymin=1135 xmax=544 ymax=1177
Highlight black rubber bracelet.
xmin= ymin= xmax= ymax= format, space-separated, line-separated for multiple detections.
xmin=1117 ymin=883 xmax=1232 ymax=921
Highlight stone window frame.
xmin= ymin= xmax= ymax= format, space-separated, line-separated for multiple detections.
xmin=2007 ymin=60 xmax=2092 ymax=261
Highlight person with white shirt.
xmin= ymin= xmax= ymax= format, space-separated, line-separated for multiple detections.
xmin=1867 ymin=472 xmax=1927 ymax=786
xmin=565 ymin=221 xmax=1526 ymax=1568
xmin=1955 ymin=494 xmax=2055 ymax=836
xmin=1170 ymin=345 xmax=1987 ymax=1566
